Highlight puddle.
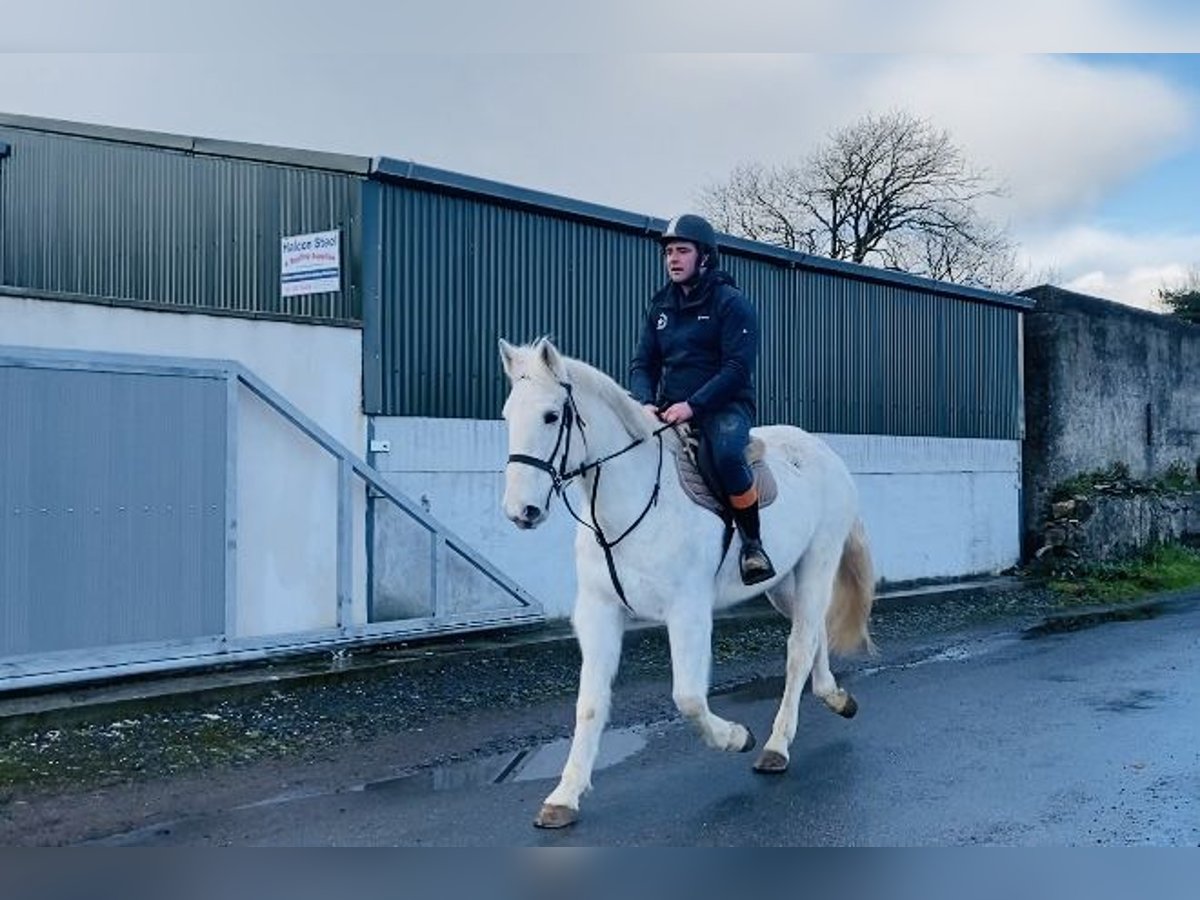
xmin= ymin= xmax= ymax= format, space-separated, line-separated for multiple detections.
xmin=1022 ymin=603 xmax=1162 ymax=640
xmin=1092 ymin=688 xmax=1166 ymax=713
xmin=230 ymin=725 xmax=655 ymax=815
xmin=712 ymin=675 xmax=785 ymax=705
xmin=361 ymin=726 xmax=649 ymax=796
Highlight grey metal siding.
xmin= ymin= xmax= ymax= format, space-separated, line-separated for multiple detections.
xmin=376 ymin=183 xmax=1021 ymax=439
xmin=0 ymin=364 xmax=226 ymax=656
xmin=377 ymin=185 xmax=659 ymax=419
xmin=0 ymin=126 xmax=361 ymax=323
xmin=729 ymin=259 xmax=1022 ymax=439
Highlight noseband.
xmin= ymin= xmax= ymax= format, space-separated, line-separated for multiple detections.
xmin=506 ymin=380 xmax=669 ymax=614
xmin=506 ymin=382 xmax=588 ymax=505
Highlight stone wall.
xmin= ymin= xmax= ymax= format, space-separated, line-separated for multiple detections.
xmin=1038 ymin=487 xmax=1200 ymax=563
xmin=1020 ymin=286 xmax=1200 ymax=558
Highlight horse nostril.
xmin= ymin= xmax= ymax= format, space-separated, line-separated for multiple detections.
xmin=522 ymin=505 xmax=541 ymax=522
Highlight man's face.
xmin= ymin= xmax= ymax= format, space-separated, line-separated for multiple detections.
xmin=663 ymin=241 xmax=700 ymax=284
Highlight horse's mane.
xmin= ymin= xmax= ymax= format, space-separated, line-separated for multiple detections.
xmin=561 ymin=356 xmax=657 ymax=443
xmin=507 ymin=339 xmax=659 ymax=443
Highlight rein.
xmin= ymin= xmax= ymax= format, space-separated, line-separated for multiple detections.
xmin=506 ymin=381 xmax=672 ymax=614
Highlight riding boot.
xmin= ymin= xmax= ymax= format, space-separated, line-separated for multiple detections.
xmin=731 ymin=497 xmax=776 ymax=586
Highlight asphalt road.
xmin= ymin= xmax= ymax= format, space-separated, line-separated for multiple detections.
xmin=66 ymin=589 xmax=1200 ymax=846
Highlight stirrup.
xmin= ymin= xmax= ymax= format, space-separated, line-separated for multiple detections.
xmin=739 ymin=539 xmax=776 ymax=586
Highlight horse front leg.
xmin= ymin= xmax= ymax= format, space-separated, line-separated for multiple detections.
xmin=666 ymin=605 xmax=756 ymax=754
xmin=535 ymin=593 xmax=625 ymax=829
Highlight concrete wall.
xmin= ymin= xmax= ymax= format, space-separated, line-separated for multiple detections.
xmin=1 ymin=294 xmax=368 ymax=638
xmin=372 ymin=417 xmax=1021 ymax=619
xmin=1021 ymin=286 xmax=1200 ymax=554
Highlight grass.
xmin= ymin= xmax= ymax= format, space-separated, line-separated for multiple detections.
xmin=1049 ymin=543 xmax=1200 ymax=604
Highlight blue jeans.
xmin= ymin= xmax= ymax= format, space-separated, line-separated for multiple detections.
xmin=696 ymin=406 xmax=754 ymax=497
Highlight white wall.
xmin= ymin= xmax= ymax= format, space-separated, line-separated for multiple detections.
xmin=372 ymin=417 xmax=1022 ymax=618
xmin=1 ymin=295 xmax=368 ymax=638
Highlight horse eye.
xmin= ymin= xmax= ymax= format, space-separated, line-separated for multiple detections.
xmin=543 ymin=411 xmax=559 ymax=425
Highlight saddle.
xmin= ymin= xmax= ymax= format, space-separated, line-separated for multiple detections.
xmin=675 ymin=430 xmax=778 ymax=518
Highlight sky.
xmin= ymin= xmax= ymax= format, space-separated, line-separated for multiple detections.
xmin=3 ymin=4 xmax=1200 ymax=310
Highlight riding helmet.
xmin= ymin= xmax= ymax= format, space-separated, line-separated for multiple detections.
xmin=660 ymin=213 xmax=718 ymax=262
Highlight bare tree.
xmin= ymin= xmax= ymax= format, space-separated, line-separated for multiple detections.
xmin=700 ymin=110 xmax=1020 ymax=291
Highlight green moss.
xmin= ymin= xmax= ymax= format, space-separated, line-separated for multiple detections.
xmin=1050 ymin=463 xmax=1131 ymax=501
xmin=1049 ymin=544 xmax=1200 ymax=604
xmin=1154 ymin=460 xmax=1197 ymax=493
xmin=1051 ymin=461 xmax=1198 ymax=503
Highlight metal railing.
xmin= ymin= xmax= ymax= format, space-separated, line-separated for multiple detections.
xmin=232 ymin=362 xmax=543 ymax=633
xmin=0 ymin=344 xmax=542 ymax=692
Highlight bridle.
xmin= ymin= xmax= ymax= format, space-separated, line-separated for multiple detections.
xmin=506 ymin=380 xmax=672 ymax=614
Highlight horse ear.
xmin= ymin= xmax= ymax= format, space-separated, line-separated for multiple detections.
xmin=498 ymin=338 xmax=518 ymax=379
xmin=538 ymin=338 xmax=566 ymax=379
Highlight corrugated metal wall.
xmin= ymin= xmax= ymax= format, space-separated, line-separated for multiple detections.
xmin=0 ymin=126 xmax=362 ymax=322
xmin=727 ymin=260 xmax=1022 ymax=439
xmin=373 ymin=183 xmax=1022 ymax=439
xmin=0 ymin=362 xmax=227 ymax=656
xmin=374 ymin=186 xmax=659 ymax=419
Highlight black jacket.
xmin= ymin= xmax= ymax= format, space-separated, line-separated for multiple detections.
xmin=628 ymin=269 xmax=758 ymax=418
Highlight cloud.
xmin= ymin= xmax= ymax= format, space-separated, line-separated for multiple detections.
xmin=0 ymin=54 xmax=1191 ymax=223
xmin=7 ymin=1 xmax=1200 ymax=51
xmin=856 ymin=56 xmax=1195 ymax=225
xmin=1018 ymin=224 xmax=1200 ymax=309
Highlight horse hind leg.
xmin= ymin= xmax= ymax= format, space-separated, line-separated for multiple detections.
xmin=811 ymin=626 xmax=857 ymax=719
xmin=536 ymin=594 xmax=625 ymax=829
xmin=754 ymin=552 xmax=838 ymax=774
xmin=667 ymin=607 xmax=755 ymax=754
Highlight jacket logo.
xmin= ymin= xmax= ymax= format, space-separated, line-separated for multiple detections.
xmin=656 ymin=313 xmax=668 ymax=330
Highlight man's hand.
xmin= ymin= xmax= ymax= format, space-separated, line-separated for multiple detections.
xmin=659 ymin=401 xmax=694 ymax=425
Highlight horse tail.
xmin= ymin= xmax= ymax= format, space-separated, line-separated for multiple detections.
xmin=826 ymin=519 xmax=876 ymax=655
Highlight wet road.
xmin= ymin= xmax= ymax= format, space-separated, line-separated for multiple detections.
xmin=91 ymin=592 xmax=1200 ymax=846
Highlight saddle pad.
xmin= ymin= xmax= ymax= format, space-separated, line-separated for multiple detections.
xmin=676 ymin=436 xmax=778 ymax=518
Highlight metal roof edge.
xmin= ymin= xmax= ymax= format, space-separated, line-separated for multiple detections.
xmin=370 ymin=156 xmax=665 ymax=234
xmin=370 ymin=156 xmax=1030 ymax=312
xmin=0 ymin=111 xmax=371 ymax=175
xmin=722 ymin=235 xmax=1035 ymax=310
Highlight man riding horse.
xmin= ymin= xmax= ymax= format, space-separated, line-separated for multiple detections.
xmin=629 ymin=213 xmax=775 ymax=586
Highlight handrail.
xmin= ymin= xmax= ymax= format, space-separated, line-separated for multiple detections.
xmin=230 ymin=362 xmax=541 ymax=621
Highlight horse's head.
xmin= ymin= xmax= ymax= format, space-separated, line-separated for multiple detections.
xmin=499 ymin=337 xmax=582 ymax=529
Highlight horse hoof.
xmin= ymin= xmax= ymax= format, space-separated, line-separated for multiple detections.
xmin=838 ymin=694 xmax=858 ymax=719
xmin=753 ymin=750 xmax=789 ymax=773
xmin=739 ymin=727 xmax=756 ymax=753
xmin=534 ymin=804 xmax=579 ymax=829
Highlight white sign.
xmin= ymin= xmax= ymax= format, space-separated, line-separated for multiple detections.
xmin=281 ymin=230 xmax=341 ymax=297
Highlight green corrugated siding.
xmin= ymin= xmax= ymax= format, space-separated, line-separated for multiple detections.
xmin=0 ymin=127 xmax=361 ymax=322
xmin=377 ymin=186 xmax=660 ymax=418
xmin=727 ymin=258 xmax=1021 ymax=438
xmin=376 ymin=184 xmax=1022 ymax=439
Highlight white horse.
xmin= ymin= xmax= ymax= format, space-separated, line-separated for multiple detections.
xmin=499 ymin=337 xmax=875 ymax=829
